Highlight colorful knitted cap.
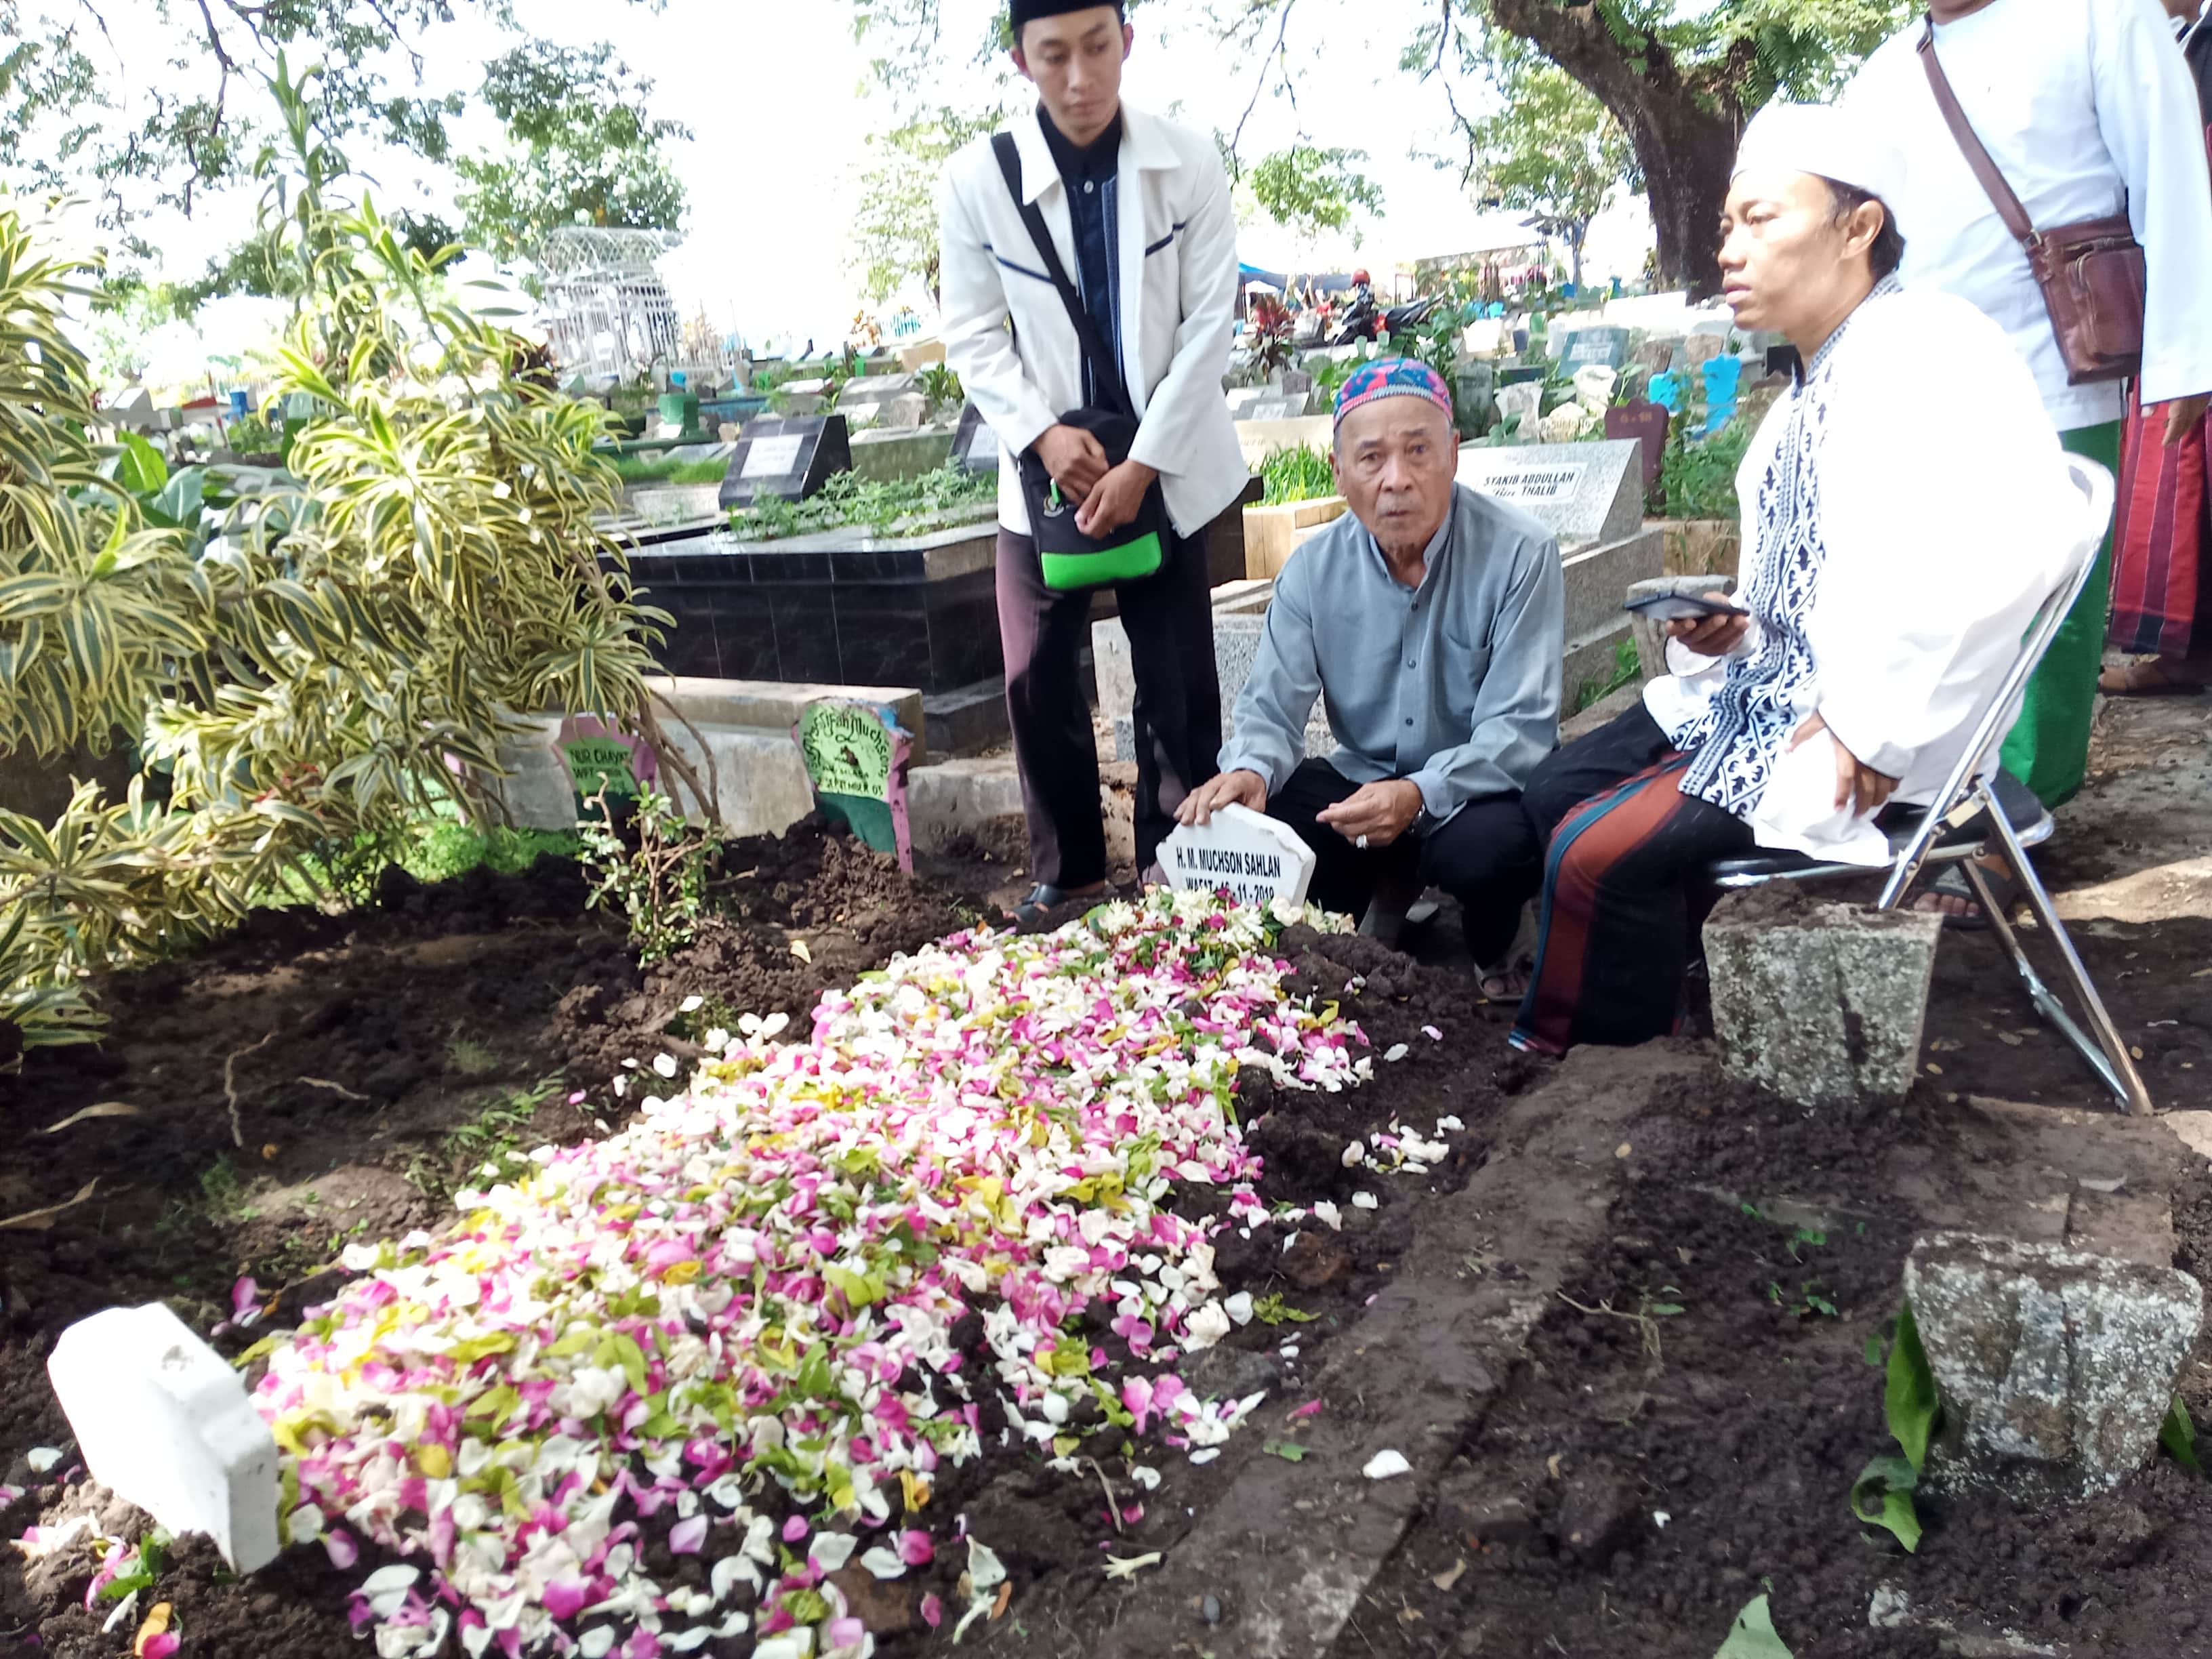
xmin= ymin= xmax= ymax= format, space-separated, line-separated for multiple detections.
xmin=1333 ymin=356 xmax=1454 ymax=428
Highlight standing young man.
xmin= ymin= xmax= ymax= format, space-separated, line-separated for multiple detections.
xmin=1839 ymin=0 xmax=2212 ymax=824
xmin=939 ymin=1 xmax=1246 ymax=924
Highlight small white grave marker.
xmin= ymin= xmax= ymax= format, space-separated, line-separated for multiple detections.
xmin=47 ymin=1303 xmax=281 ymax=1573
xmin=1160 ymin=802 xmax=1317 ymax=912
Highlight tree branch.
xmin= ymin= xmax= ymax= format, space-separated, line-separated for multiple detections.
xmin=1226 ymin=0 xmax=1298 ymax=179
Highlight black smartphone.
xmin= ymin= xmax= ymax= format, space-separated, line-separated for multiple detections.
xmin=1622 ymin=592 xmax=1749 ymax=623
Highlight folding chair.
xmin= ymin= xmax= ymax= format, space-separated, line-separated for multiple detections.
xmin=1703 ymin=455 xmax=2150 ymax=1117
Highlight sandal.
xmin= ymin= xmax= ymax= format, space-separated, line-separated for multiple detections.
xmin=1478 ymin=960 xmax=1532 ymax=1004
xmin=1914 ymin=863 xmax=2022 ymax=933
xmin=1008 ymin=882 xmax=1108 ymax=931
xmin=2098 ymin=657 xmax=2212 ymax=696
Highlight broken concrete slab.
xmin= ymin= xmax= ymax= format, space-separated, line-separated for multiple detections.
xmin=1705 ymin=896 xmax=1944 ymax=1107
xmin=1904 ymin=1233 xmax=2203 ymax=1504
xmin=47 ymin=1304 xmax=281 ymax=1573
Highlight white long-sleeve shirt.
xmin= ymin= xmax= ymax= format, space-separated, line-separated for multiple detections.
xmin=937 ymin=103 xmax=1248 ymax=537
xmin=1841 ymin=0 xmax=2212 ymax=430
xmin=1645 ymin=285 xmax=2088 ymax=865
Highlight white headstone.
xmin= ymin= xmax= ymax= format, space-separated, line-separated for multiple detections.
xmin=1456 ymin=438 xmax=1643 ymax=547
xmin=1493 ymin=380 xmax=1543 ymax=441
xmin=47 ymin=1304 xmax=281 ymax=1574
xmin=1160 ymin=802 xmax=1317 ymax=912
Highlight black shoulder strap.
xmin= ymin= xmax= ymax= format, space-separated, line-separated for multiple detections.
xmin=990 ymin=129 xmax=1136 ymax=421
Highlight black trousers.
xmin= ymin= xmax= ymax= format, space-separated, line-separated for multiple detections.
xmin=997 ymin=524 xmax=1220 ymax=889
xmin=1269 ymin=760 xmax=1542 ymax=968
xmin=1513 ymin=705 xmax=1755 ymax=1054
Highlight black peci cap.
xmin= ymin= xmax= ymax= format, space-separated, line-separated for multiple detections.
xmin=1010 ymin=0 xmax=1126 ymax=35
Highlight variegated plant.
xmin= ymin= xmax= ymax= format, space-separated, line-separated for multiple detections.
xmin=1 ymin=62 xmax=684 ymax=1058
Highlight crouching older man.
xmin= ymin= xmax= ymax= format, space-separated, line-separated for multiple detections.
xmin=1176 ymin=359 xmax=1564 ymax=998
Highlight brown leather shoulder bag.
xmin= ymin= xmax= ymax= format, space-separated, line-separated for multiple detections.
xmin=1917 ymin=17 xmax=2146 ymax=384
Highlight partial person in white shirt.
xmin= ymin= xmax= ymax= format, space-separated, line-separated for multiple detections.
xmin=1510 ymin=104 xmax=2081 ymax=1060
xmin=1839 ymin=0 xmax=2212 ymax=825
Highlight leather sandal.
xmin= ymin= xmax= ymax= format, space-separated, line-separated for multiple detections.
xmin=1916 ymin=863 xmax=2022 ymax=933
xmin=2098 ymin=657 xmax=2212 ymax=696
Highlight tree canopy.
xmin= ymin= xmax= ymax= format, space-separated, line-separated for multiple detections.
xmin=1243 ymin=146 xmax=1385 ymax=243
xmin=0 ymin=0 xmax=673 ymax=264
xmin=844 ymin=0 xmax=1912 ymax=293
xmin=851 ymin=106 xmax=1003 ymax=305
xmin=1467 ymin=64 xmax=1636 ymax=287
xmin=455 ymin=43 xmax=691 ymax=264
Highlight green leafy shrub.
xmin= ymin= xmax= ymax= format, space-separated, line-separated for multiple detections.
xmin=1658 ymin=417 xmax=1755 ymax=520
xmin=1260 ymin=445 xmax=1337 ymax=506
xmin=0 ymin=62 xmax=684 ymax=1055
xmin=578 ymin=788 xmax=722 ymax=962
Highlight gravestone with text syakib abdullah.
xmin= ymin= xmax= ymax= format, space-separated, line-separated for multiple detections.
xmin=796 ymin=699 xmax=915 ymax=870
xmin=1161 ymin=802 xmax=1317 ymax=912
xmin=1455 ymin=439 xmax=1643 ymax=550
xmin=558 ymin=714 xmax=659 ymax=821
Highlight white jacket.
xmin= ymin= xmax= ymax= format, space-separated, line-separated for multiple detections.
xmin=938 ymin=102 xmax=1247 ymax=539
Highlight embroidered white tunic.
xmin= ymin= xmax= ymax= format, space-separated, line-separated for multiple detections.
xmin=1644 ymin=283 xmax=2087 ymax=864
xmin=1841 ymin=0 xmax=2212 ymax=432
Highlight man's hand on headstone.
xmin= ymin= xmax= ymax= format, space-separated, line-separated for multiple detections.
xmin=1034 ymin=424 xmax=1111 ymax=501
xmin=1317 ymin=779 xmax=1425 ymax=848
xmin=1176 ymin=769 xmax=1268 ymax=827
xmin=2165 ymin=394 xmax=2211 ymax=447
xmin=1076 ymin=459 xmax=1160 ymax=539
xmin=1790 ymin=712 xmax=1898 ymax=815
xmin=1664 ymin=593 xmax=1750 ymax=657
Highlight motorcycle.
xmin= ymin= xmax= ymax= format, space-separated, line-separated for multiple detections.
xmin=1330 ymin=293 xmax=1440 ymax=348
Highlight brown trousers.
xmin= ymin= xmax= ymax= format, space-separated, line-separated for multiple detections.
xmin=995 ymin=524 xmax=1220 ymax=888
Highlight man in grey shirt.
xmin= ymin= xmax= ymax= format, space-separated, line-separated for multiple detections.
xmin=1177 ymin=358 xmax=1563 ymax=995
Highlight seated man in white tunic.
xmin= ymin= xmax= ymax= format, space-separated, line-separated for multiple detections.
xmin=1511 ymin=104 xmax=2083 ymax=1058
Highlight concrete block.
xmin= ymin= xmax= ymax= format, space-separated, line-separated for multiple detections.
xmin=1242 ymin=497 xmax=1348 ymax=579
xmin=1561 ymin=527 xmax=1665 ymax=665
xmin=47 ymin=1304 xmax=281 ymax=1574
xmin=653 ymin=723 xmax=819 ymax=838
xmin=488 ymin=716 xmax=576 ymax=831
xmin=895 ymin=340 xmax=946 ymax=371
xmin=1904 ymin=1233 xmax=2203 ymax=1503
xmin=849 ymin=427 xmax=954 ymax=484
xmin=907 ymin=756 xmax=1027 ymax=851
xmin=846 ymin=392 xmax=928 ymax=432
xmin=643 ymin=677 xmax=926 ymax=764
xmin=626 ymin=483 xmax=724 ymax=527
xmin=1624 ymin=572 xmax=1738 ymax=682
xmin=1704 ymin=895 xmax=1944 ymax=1107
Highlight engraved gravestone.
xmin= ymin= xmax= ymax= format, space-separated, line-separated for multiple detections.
xmin=952 ymin=403 xmax=1003 ymax=474
xmin=719 ymin=414 xmax=851 ymax=508
xmin=1239 ymin=396 xmax=1307 ymax=424
xmin=1456 ymin=438 xmax=1643 ymax=548
xmin=1161 ymin=802 xmax=1317 ymax=912
xmin=1561 ymin=326 xmax=1630 ymax=373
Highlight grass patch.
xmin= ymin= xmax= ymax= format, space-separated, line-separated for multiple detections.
xmin=611 ymin=455 xmax=730 ymax=487
xmin=1572 ymin=636 xmax=1642 ymax=714
xmin=728 ymin=463 xmax=996 ymax=542
xmin=404 ymin=1078 xmax=560 ymax=1201
xmin=1260 ymin=444 xmax=1337 ymax=506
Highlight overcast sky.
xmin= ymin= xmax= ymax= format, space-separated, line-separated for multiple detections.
xmin=27 ymin=0 xmax=1654 ymax=371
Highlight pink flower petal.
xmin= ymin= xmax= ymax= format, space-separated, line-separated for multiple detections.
xmin=231 ymin=1277 xmax=261 ymax=1317
xmin=323 ymin=1528 xmax=359 ymax=1570
xmin=781 ymin=1515 xmax=810 ymax=1544
xmin=897 ymin=1529 xmax=934 ymax=1567
xmin=668 ymin=1515 xmax=708 ymax=1555
xmin=542 ymin=1578 xmax=594 ymax=1621
xmin=141 ymin=1637 xmax=180 ymax=1659
xmin=920 ymin=1593 xmax=945 ymax=1631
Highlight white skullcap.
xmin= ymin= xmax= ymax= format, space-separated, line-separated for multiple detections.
xmin=1733 ymin=102 xmax=1908 ymax=234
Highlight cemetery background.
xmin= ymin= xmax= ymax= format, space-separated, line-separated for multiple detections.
xmin=8 ymin=9 xmax=2212 ymax=1659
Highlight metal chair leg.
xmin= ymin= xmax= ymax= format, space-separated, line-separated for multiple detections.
xmin=1973 ymin=810 xmax=2153 ymax=1118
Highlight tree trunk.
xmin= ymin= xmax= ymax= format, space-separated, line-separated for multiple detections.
xmin=1481 ymin=0 xmax=1744 ymax=298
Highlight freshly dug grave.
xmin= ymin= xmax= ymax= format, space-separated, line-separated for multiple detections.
xmin=0 ymin=859 xmax=1497 ymax=1659
xmin=1338 ymin=1070 xmax=2212 ymax=1659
